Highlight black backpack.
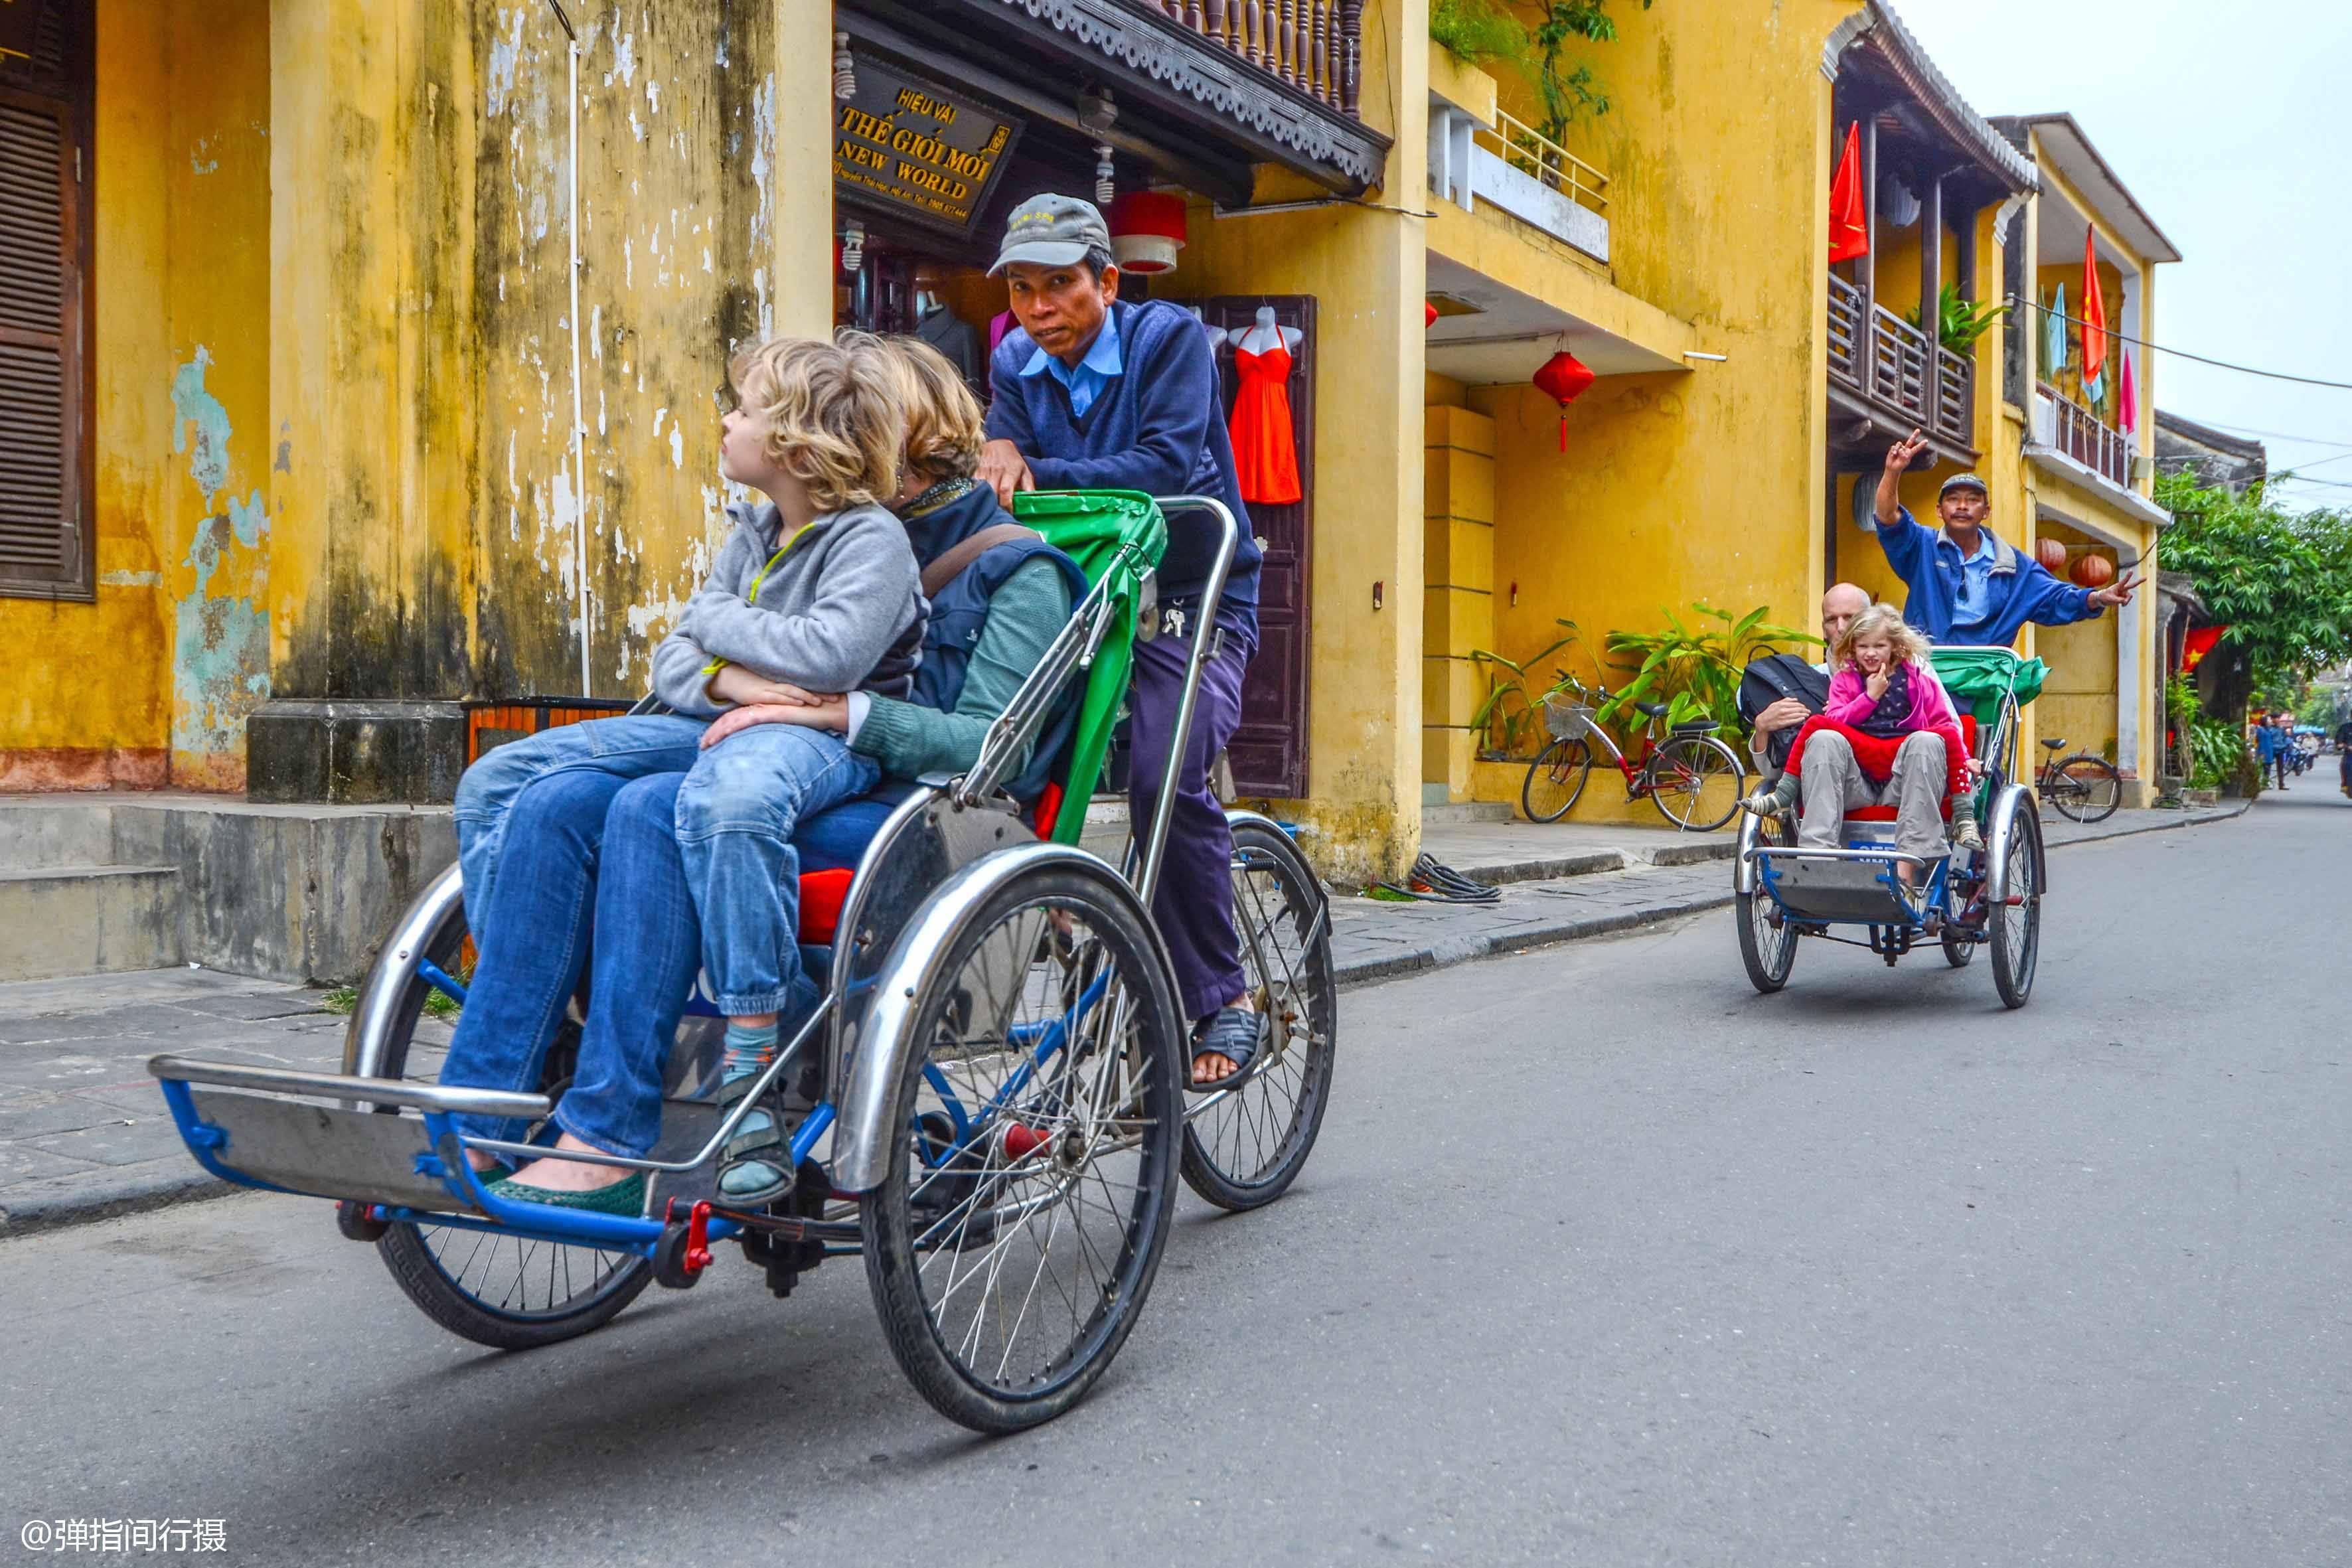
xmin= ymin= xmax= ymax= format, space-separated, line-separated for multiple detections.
xmin=1737 ymin=653 xmax=1831 ymax=770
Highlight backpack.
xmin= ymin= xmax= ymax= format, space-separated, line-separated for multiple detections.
xmin=1737 ymin=653 xmax=1831 ymax=770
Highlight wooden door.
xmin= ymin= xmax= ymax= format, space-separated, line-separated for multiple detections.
xmin=1182 ymin=295 xmax=1314 ymax=799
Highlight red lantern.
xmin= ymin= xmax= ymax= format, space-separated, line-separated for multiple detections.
xmin=2070 ymin=552 xmax=2115 ymax=589
xmin=1107 ymin=191 xmax=1187 ymax=275
xmin=1426 ymin=300 xmax=1439 ymax=329
xmin=1532 ymin=349 xmax=1595 ymax=453
xmin=2035 ymin=536 xmax=2069 ymax=574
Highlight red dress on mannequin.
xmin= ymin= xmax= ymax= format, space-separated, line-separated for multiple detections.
xmin=1228 ymin=340 xmax=1302 ymax=506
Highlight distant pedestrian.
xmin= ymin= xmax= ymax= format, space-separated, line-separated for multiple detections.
xmin=2336 ymin=715 xmax=2352 ymax=797
xmin=2271 ymin=713 xmax=2296 ymax=791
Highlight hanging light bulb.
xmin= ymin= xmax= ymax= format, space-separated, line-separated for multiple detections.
xmin=1078 ymin=88 xmax=1119 ymax=208
xmin=1095 ymin=143 xmax=1117 ymax=208
xmin=832 ymin=33 xmax=856 ymax=100
xmin=840 ymin=220 xmax=864 ymax=275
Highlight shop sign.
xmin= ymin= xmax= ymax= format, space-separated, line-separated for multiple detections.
xmin=832 ymin=53 xmax=1022 ymax=233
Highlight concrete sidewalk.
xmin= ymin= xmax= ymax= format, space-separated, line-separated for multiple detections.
xmin=0 ymin=799 xmax=2247 ymax=1236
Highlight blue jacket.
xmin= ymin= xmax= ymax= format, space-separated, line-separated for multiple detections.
xmin=1872 ymin=506 xmax=2104 ymax=645
xmin=985 ymin=298 xmax=1261 ymax=614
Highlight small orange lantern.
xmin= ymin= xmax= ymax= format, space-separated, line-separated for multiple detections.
xmin=2070 ymin=552 xmax=2116 ymax=589
xmin=1533 ymin=349 xmax=1595 ymax=452
xmin=2035 ymin=536 xmax=2069 ymax=575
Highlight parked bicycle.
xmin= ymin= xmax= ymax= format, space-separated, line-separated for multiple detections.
xmin=1522 ymin=674 xmax=1747 ymax=830
xmin=2034 ymin=738 xmax=2122 ymax=823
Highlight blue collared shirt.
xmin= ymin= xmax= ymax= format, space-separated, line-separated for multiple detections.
xmin=1945 ymin=529 xmax=1998 ymax=633
xmin=1020 ymin=309 xmax=1123 ymax=420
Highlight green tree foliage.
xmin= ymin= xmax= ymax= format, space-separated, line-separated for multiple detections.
xmin=1427 ymin=1 xmax=1654 ymax=143
xmin=2156 ymin=471 xmax=2352 ymax=722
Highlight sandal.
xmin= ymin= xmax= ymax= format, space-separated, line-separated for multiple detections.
xmin=715 ymin=1074 xmax=795 ymax=1206
xmin=1189 ymin=1006 xmax=1266 ymax=1092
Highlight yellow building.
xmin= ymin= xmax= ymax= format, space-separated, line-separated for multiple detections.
xmin=0 ymin=0 xmax=2183 ymax=934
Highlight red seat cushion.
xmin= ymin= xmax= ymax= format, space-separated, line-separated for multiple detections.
xmin=1028 ymin=781 xmax=1065 ymax=840
xmin=797 ymin=868 xmax=853 ymax=945
xmin=1818 ymin=716 xmax=1978 ymax=826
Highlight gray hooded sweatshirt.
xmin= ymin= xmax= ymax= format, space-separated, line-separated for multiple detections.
xmin=651 ymin=499 xmax=923 ymax=718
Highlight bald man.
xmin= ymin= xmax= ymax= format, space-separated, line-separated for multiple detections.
xmin=1748 ymin=582 xmax=1869 ymax=781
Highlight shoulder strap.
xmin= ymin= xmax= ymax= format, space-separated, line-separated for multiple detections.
xmin=921 ymin=523 xmax=1044 ymax=597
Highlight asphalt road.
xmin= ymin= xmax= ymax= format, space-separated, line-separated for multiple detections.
xmin=3 ymin=793 xmax=2346 ymax=1567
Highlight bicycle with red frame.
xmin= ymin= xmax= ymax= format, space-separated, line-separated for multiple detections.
xmin=1521 ymin=674 xmax=1747 ymax=830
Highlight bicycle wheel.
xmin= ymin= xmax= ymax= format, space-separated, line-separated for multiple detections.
xmin=1648 ymin=734 xmax=1745 ymax=831
xmin=862 ymin=860 xmax=1184 ymax=1434
xmin=1734 ymin=814 xmax=1796 ymax=994
xmin=1181 ymin=818 xmax=1337 ymax=1212
xmin=1522 ymin=737 xmax=1592 ymax=823
xmin=371 ymin=898 xmax=653 ymax=1350
xmin=2046 ymin=755 xmax=2122 ymax=823
xmin=1990 ymin=811 xmax=2043 ymax=1009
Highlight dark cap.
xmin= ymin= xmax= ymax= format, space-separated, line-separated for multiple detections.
xmin=990 ymin=193 xmax=1112 ymax=275
xmin=1938 ymin=471 xmax=1990 ymax=499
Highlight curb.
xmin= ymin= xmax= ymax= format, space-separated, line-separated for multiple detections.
xmin=0 ymin=799 xmax=2250 ymax=1241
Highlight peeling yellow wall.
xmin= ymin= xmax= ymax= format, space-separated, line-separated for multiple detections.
xmin=0 ymin=0 xmax=272 ymax=793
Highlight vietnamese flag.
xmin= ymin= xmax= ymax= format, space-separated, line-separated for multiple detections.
xmin=2181 ymin=626 xmax=2224 ymax=672
xmin=2080 ymin=228 xmax=2108 ymax=389
xmin=1828 ymin=123 xmax=1868 ymax=265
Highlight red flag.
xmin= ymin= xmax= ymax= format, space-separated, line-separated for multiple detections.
xmin=2181 ymin=626 xmax=2224 ymax=672
xmin=2080 ymin=228 xmax=2108 ymax=388
xmin=1828 ymin=123 xmax=1868 ymax=265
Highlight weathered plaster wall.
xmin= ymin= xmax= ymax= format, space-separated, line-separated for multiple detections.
xmin=0 ymin=0 xmax=272 ymax=793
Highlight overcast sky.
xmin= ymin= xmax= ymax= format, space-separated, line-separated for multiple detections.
xmin=1895 ymin=0 xmax=2352 ymax=510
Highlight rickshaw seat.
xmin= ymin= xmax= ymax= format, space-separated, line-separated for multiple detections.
xmin=797 ymin=868 xmax=854 ymax=945
xmin=1800 ymin=714 xmax=1977 ymax=826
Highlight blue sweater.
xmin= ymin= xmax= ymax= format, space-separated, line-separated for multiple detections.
xmin=986 ymin=299 xmax=1262 ymax=613
xmin=1873 ymin=507 xmax=2103 ymax=645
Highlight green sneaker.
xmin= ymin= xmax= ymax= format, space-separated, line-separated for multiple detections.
xmin=486 ymin=1170 xmax=647 ymax=1217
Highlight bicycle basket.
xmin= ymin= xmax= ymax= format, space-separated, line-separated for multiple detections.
xmin=1543 ymin=695 xmax=1597 ymax=742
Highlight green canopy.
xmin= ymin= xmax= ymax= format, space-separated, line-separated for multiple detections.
xmin=1014 ymin=491 xmax=1167 ymax=844
xmin=1928 ymin=645 xmax=2047 ymax=722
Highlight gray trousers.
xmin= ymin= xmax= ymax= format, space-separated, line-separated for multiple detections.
xmin=1798 ymin=730 xmax=1948 ymax=862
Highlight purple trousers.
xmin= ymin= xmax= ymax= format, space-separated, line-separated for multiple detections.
xmin=1127 ymin=610 xmax=1254 ymax=1023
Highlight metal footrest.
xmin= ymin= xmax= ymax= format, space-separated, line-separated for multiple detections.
xmin=1756 ymin=849 xmax=1926 ymax=925
xmin=149 ymin=1054 xmax=553 ymax=1214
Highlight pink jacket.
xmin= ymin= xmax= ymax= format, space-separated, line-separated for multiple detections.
xmin=1824 ymin=657 xmax=1961 ymax=735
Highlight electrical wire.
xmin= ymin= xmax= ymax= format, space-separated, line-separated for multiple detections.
xmin=2011 ymin=295 xmax=2352 ymax=392
xmin=1373 ymin=852 xmax=1502 ymax=905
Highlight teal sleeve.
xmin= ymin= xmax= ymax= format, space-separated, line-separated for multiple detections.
xmin=851 ymin=558 xmax=1075 ymax=780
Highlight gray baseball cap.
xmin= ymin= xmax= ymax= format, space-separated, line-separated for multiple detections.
xmin=990 ymin=193 xmax=1112 ymax=275
xmin=1938 ymin=471 xmax=1990 ymax=498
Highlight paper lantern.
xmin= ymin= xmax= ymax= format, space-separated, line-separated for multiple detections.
xmin=2035 ymin=536 xmax=2069 ymax=574
xmin=1533 ymin=349 xmax=1596 ymax=452
xmin=1107 ymin=191 xmax=1186 ymax=275
xmin=2070 ymin=552 xmax=2115 ymax=589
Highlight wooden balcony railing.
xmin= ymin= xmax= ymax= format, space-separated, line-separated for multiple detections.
xmin=1147 ymin=0 xmax=1364 ymax=117
xmin=2039 ymin=382 xmax=2131 ymax=489
xmin=1827 ymin=274 xmax=1974 ymax=450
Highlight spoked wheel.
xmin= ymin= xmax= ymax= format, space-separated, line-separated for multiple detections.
xmin=1522 ymin=737 xmax=1592 ymax=823
xmin=862 ymin=860 xmax=1184 ymax=1434
xmin=372 ymin=898 xmax=652 ymax=1350
xmin=2045 ymin=755 xmax=2122 ymax=823
xmin=1735 ymin=813 xmax=1797 ymax=994
xmin=1990 ymin=811 xmax=2043 ymax=1009
xmin=1180 ymin=817 xmax=1337 ymax=1211
xmin=1648 ymin=734 xmax=1745 ymax=831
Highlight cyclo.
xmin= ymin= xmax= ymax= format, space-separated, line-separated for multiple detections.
xmin=1733 ymin=645 xmax=2049 ymax=1008
xmin=147 ymin=494 xmax=1336 ymax=1433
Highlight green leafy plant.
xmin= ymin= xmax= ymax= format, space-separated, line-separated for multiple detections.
xmin=1593 ymin=603 xmax=1817 ymax=740
xmin=2157 ymin=471 xmax=2352 ymax=723
xmin=2165 ymin=674 xmax=2259 ymax=794
xmin=1529 ymin=1 xmax=1652 ymax=141
xmin=1468 ymin=621 xmax=1581 ymax=759
xmin=1905 ymin=281 xmax=2007 ymax=356
xmin=1430 ymin=0 xmax=1532 ymax=68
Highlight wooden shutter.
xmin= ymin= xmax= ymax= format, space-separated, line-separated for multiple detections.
xmin=0 ymin=1 xmax=92 ymax=602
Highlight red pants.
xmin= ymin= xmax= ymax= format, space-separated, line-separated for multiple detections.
xmin=1782 ymin=717 xmax=1968 ymax=799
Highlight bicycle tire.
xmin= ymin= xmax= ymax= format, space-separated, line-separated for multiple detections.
xmin=1522 ymin=737 xmax=1592 ymax=823
xmin=1647 ymin=734 xmax=1744 ymax=832
xmin=1735 ymin=815 xmax=1796 ymax=993
xmin=2046 ymin=755 xmax=2122 ymax=823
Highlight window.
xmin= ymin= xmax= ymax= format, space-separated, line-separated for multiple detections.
xmin=0 ymin=0 xmax=92 ymax=601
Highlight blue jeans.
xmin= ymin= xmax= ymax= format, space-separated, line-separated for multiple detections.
xmin=452 ymin=714 xmax=710 ymax=933
xmin=675 ymin=724 xmax=880 ymax=1015
xmin=439 ymin=771 xmax=704 ymax=1159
